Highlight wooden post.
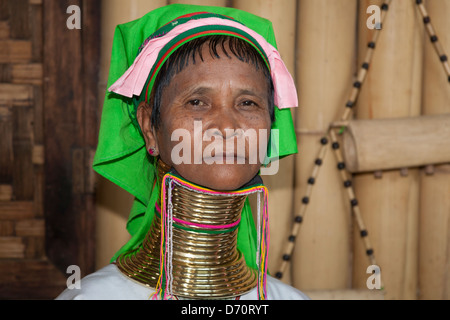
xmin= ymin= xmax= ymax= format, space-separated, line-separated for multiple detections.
xmin=231 ymin=0 xmax=297 ymax=284
xmin=419 ymin=0 xmax=450 ymax=300
xmin=43 ymin=0 xmax=100 ymax=277
xmin=291 ymin=0 xmax=356 ymax=290
xmin=352 ymin=0 xmax=423 ymax=299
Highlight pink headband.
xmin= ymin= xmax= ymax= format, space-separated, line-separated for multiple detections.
xmin=108 ymin=17 xmax=298 ymax=109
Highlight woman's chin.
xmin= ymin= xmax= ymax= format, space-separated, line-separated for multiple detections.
xmin=175 ymin=163 xmax=261 ymax=191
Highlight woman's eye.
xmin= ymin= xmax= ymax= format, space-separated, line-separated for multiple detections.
xmin=185 ymin=99 xmax=210 ymax=111
xmin=240 ymin=100 xmax=258 ymax=107
xmin=188 ymin=99 xmax=203 ymax=106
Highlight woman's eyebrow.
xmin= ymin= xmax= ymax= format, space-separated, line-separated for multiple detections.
xmin=237 ymin=89 xmax=263 ymax=97
xmin=181 ymin=86 xmax=265 ymax=99
xmin=184 ymin=86 xmax=214 ymax=96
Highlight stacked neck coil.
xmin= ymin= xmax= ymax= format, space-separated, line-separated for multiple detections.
xmin=116 ymin=160 xmax=257 ymax=299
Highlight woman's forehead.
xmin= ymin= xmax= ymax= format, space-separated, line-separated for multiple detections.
xmin=162 ymin=53 xmax=269 ymax=98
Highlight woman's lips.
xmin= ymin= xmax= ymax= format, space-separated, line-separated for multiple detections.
xmin=203 ymin=153 xmax=247 ymax=164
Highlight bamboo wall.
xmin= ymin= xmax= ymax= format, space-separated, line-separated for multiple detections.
xmin=419 ymin=0 xmax=450 ymax=300
xmin=0 ymin=0 xmax=48 ymax=292
xmin=0 ymin=0 xmax=68 ymax=299
xmin=95 ymin=0 xmax=450 ymax=300
xmin=352 ymin=0 xmax=423 ymax=300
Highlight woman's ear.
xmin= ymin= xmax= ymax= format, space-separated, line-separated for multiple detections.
xmin=136 ymin=101 xmax=159 ymax=156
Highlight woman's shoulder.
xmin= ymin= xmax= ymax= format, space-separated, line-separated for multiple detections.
xmin=240 ymin=276 xmax=310 ymax=300
xmin=55 ymin=264 xmax=153 ymax=300
xmin=265 ymin=276 xmax=310 ymax=300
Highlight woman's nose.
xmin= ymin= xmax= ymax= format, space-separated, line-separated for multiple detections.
xmin=211 ymin=103 xmax=240 ymax=138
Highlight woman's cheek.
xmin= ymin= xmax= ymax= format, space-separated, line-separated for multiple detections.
xmin=157 ymin=122 xmax=194 ymax=166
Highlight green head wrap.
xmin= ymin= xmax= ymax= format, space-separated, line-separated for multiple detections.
xmin=93 ymin=4 xmax=298 ymax=267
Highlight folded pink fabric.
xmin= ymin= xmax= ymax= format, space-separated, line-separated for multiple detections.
xmin=108 ymin=17 xmax=298 ymax=109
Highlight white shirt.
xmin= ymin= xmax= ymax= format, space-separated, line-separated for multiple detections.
xmin=56 ymin=264 xmax=310 ymax=300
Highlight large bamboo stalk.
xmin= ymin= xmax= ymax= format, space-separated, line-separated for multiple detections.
xmin=231 ymin=0 xmax=297 ymax=284
xmin=352 ymin=0 xmax=423 ymax=300
xmin=419 ymin=0 xmax=450 ymax=301
xmin=342 ymin=115 xmax=450 ymax=173
xmin=96 ymin=0 xmax=167 ymax=269
xmin=291 ymin=0 xmax=356 ymax=290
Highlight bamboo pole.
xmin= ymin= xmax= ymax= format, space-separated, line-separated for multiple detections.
xmin=342 ymin=115 xmax=450 ymax=173
xmin=290 ymin=0 xmax=356 ymax=290
xmin=231 ymin=0 xmax=297 ymax=285
xmin=96 ymin=0 xmax=168 ymax=269
xmin=304 ymin=289 xmax=385 ymax=300
xmin=419 ymin=0 xmax=450 ymax=301
xmin=352 ymin=0 xmax=423 ymax=300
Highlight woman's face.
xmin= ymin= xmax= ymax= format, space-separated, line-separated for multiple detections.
xmin=140 ymin=43 xmax=272 ymax=190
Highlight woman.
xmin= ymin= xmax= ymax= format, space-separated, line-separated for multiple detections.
xmin=56 ymin=4 xmax=308 ymax=300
